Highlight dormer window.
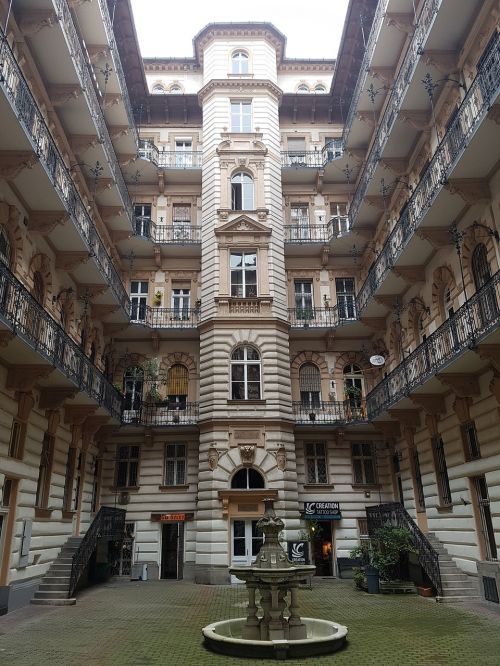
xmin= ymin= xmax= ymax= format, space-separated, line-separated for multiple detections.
xmin=296 ymin=84 xmax=310 ymax=94
xmin=232 ymin=51 xmax=249 ymax=74
xmin=315 ymin=84 xmax=327 ymax=93
xmin=169 ymin=84 xmax=183 ymax=94
xmin=152 ymin=84 xmax=165 ymax=95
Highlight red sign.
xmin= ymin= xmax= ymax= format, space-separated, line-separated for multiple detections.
xmin=160 ymin=513 xmax=185 ymax=522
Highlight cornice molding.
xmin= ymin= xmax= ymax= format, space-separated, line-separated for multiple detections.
xmin=198 ymin=78 xmax=282 ymax=104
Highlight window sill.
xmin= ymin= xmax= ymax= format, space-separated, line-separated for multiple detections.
xmin=109 ymin=486 xmax=141 ymax=493
xmin=303 ymin=484 xmax=334 ymax=491
xmin=227 ymin=73 xmax=254 ymax=78
xmin=61 ymin=510 xmax=75 ymax=521
xmin=158 ymin=485 xmax=190 ymax=492
xmin=351 ymin=483 xmax=381 ymax=490
xmin=227 ymin=400 xmax=266 ymax=405
xmin=34 ymin=507 xmax=53 ymax=519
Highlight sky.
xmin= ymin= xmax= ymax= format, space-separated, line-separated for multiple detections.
xmin=130 ymin=0 xmax=350 ymax=60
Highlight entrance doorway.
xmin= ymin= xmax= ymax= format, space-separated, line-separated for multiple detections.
xmin=311 ymin=521 xmax=333 ymax=576
xmin=472 ymin=476 xmax=498 ymax=561
xmin=231 ymin=519 xmax=263 ymax=583
xmin=161 ymin=522 xmax=184 ymax=579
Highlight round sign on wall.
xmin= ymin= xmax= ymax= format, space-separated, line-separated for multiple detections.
xmin=369 ymin=355 xmax=386 ymax=366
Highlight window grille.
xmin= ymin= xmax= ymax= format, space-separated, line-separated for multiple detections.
xmin=432 ymin=435 xmax=452 ymax=506
xmin=305 ymin=442 xmax=327 ymax=484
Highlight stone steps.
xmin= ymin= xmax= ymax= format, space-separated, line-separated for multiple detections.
xmin=31 ymin=536 xmax=83 ymax=606
xmin=426 ymin=534 xmax=480 ymax=602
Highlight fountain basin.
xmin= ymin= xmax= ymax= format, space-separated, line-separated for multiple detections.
xmin=202 ymin=617 xmax=348 ymax=660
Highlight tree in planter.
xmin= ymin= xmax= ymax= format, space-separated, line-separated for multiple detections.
xmin=350 ymin=527 xmax=417 ymax=585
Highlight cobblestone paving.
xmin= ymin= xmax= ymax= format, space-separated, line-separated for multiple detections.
xmin=0 ymin=578 xmax=499 ymax=665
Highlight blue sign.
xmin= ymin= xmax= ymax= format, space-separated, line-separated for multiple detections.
xmin=304 ymin=501 xmax=341 ymax=520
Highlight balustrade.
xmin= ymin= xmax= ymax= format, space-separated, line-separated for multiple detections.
xmin=293 ymin=400 xmax=367 ymax=424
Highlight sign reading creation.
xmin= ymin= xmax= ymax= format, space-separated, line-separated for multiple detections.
xmin=304 ymin=501 xmax=341 ymax=520
xmin=287 ymin=541 xmax=309 ymax=564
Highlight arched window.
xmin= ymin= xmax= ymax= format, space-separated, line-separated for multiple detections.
xmin=169 ymin=84 xmax=183 ymax=94
xmin=343 ymin=363 xmax=364 ymax=400
xmin=471 ymin=243 xmax=491 ymax=291
xmin=32 ymin=270 xmax=45 ymax=304
xmin=299 ymin=363 xmax=321 ymax=407
xmin=232 ymin=51 xmax=249 ymax=74
xmin=231 ymin=467 xmax=265 ymax=489
xmin=0 ymin=227 xmax=11 ymax=266
xmin=297 ymin=84 xmax=309 ymax=94
xmin=167 ymin=364 xmax=189 ymax=409
xmin=231 ymin=172 xmax=254 ymax=210
xmin=123 ymin=366 xmax=144 ymax=411
xmin=231 ymin=346 xmax=261 ymax=400
xmin=152 ymin=84 xmax=165 ymax=94
xmin=315 ymin=84 xmax=326 ymax=93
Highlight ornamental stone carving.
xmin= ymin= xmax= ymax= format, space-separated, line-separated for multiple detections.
xmin=208 ymin=447 xmax=219 ymax=471
xmin=275 ymin=447 xmax=286 ymax=471
xmin=240 ymin=444 xmax=256 ymax=466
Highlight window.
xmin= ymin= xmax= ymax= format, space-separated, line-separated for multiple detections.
xmin=343 ymin=363 xmax=364 ymax=408
xmin=2 ymin=478 xmax=13 ymax=507
xmin=152 ymin=84 xmax=165 ymax=94
xmin=0 ymin=227 xmax=11 ymax=265
xmin=167 ymin=364 xmax=188 ymax=409
xmin=461 ymin=421 xmax=481 ymax=461
xmin=230 ymin=251 xmax=257 ymax=297
xmin=336 ymin=278 xmax=355 ymax=319
xmin=130 ymin=281 xmax=148 ymax=322
xmin=432 ymin=435 xmax=452 ymax=506
xmin=171 ymin=289 xmax=190 ymax=319
xmin=33 ymin=270 xmax=45 ymax=304
xmin=294 ymin=280 xmax=313 ymax=317
xmin=62 ymin=447 xmax=77 ymax=512
xmin=8 ymin=420 xmax=22 ymax=458
xmin=232 ymin=51 xmax=249 ymax=74
xmin=231 ymin=172 xmax=254 ymax=210
xmin=231 ymin=101 xmax=252 ymax=132
xmin=352 ymin=442 xmax=376 ymax=485
xmin=296 ymin=84 xmax=309 ymax=94
xmin=173 ymin=204 xmax=191 ymax=238
xmin=315 ymin=85 xmax=326 ymax=93
xmin=358 ymin=518 xmax=370 ymax=541
xmin=330 ymin=202 xmax=349 ymax=234
xmin=413 ymin=447 xmax=426 ymax=512
xmin=164 ymin=443 xmax=186 ymax=485
xmin=134 ymin=203 xmax=151 ymax=237
xmin=300 ymin=364 xmax=321 ymax=408
xmin=231 ymin=346 xmax=261 ymax=400
xmin=472 ymin=243 xmax=491 ymax=290
xmin=35 ymin=433 xmax=54 ymax=508
xmin=305 ymin=442 xmax=327 ymax=484
xmin=169 ymin=84 xmax=183 ymax=94
xmin=287 ymin=137 xmax=306 ymax=164
xmin=291 ymin=204 xmax=309 ymax=239
xmin=115 ymin=445 xmax=140 ymax=488
xmin=175 ymin=140 xmax=192 ymax=167
xmin=231 ymin=467 xmax=265 ymax=489
xmin=90 ymin=455 xmax=100 ymax=513
xmin=123 ymin=366 xmax=144 ymax=411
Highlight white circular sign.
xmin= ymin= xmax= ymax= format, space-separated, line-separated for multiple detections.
xmin=370 ymin=355 xmax=386 ymax=366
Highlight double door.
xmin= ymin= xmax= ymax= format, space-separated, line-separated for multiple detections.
xmin=231 ymin=519 xmax=263 ymax=582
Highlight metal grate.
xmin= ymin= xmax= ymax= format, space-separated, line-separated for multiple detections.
xmin=483 ymin=576 xmax=499 ymax=604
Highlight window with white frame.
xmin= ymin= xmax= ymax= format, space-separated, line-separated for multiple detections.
xmin=291 ymin=203 xmax=309 ymax=239
xmin=294 ymin=280 xmax=313 ymax=317
xmin=123 ymin=366 xmax=144 ymax=411
xmin=231 ymin=346 xmax=261 ymax=400
xmin=175 ymin=139 xmax=192 ymax=167
xmin=172 ymin=204 xmax=191 ymax=238
xmin=231 ymin=172 xmax=254 ymax=210
xmin=231 ymin=101 xmax=252 ymax=132
xmin=296 ymin=84 xmax=309 ymax=94
xmin=134 ymin=203 xmax=152 ymax=237
xmin=171 ymin=288 xmax=190 ymax=318
xmin=351 ymin=442 xmax=376 ymax=485
xmin=115 ymin=445 xmax=140 ymax=488
xmin=232 ymin=51 xmax=249 ymax=74
xmin=164 ymin=443 xmax=187 ymax=485
xmin=336 ymin=278 xmax=356 ymax=319
xmin=152 ymin=83 xmax=165 ymax=94
xmin=230 ymin=251 xmax=257 ymax=297
xmin=130 ymin=281 xmax=148 ymax=322
xmin=305 ymin=442 xmax=327 ymax=484
xmin=330 ymin=202 xmax=349 ymax=234
xmin=169 ymin=84 xmax=183 ymax=94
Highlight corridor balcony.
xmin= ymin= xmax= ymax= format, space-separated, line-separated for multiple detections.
xmin=0 ymin=263 xmax=122 ymax=420
xmin=284 ymin=214 xmax=350 ymax=244
xmin=133 ymin=216 xmax=201 ymax=244
xmin=356 ymin=35 xmax=500 ymax=314
xmin=131 ymin=307 xmax=199 ymax=329
xmin=122 ymin=401 xmax=199 ymax=426
xmin=288 ymin=305 xmax=356 ymax=329
xmin=366 ymin=271 xmax=500 ymax=419
xmin=293 ymin=400 xmax=367 ymax=425
xmin=0 ymin=34 xmax=130 ymax=314
xmin=281 ymin=139 xmax=344 ymax=170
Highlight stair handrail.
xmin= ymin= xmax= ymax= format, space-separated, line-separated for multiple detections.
xmin=366 ymin=502 xmax=442 ymax=595
xmin=68 ymin=506 xmax=126 ymax=598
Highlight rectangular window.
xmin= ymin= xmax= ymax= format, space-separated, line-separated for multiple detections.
xmin=357 ymin=518 xmax=370 ymax=541
xmin=35 ymin=433 xmax=54 ymax=508
xmin=175 ymin=140 xmax=193 ymax=167
xmin=352 ymin=442 xmax=376 ymax=485
xmin=294 ymin=280 xmax=313 ymax=318
xmin=8 ymin=420 xmax=22 ymax=458
xmin=133 ymin=203 xmax=152 ymax=236
xmin=172 ymin=204 xmax=191 ymax=239
xmin=171 ymin=288 xmax=190 ymax=317
xmin=130 ymin=281 xmax=148 ymax=322
xmin=432 ymin=435 xmax=452 ymax=506
xmin=305 ymin=442 xmax=327 ymax=484
xmin=230 ymin=251 xmax=257 ymax=297
xmin=287 ymin=137 xmax=306 ymax=164
xmin=2 ymin=477 xmax=13 ymax=507
xmin=461 ymin=421 xmax=481 ymax=461
xmin=231 ymin=101 xmax=252 ymax=132
xmin=330 ymin=203 xmax=349 ymax=234
xmin=336 ymin=277 xmax=356 ymax=319
xmin=291 ymin=204 xmax=309 ymax=239
xmin=164 ymin=443 xmax=187 ymax=486
xmin=63 ymin=447 xmax=77 ymax=512
xmin=115 ymin=445 xmax=140 ymax=488
xmin=413 ymin=447 xmax=426 ymax=512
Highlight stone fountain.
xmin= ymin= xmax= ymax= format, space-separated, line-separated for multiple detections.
xmin=202 ymin=499 xmax=348 ymax=660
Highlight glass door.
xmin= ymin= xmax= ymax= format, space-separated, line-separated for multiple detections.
xmin=175 ymin=140 xmax=192 ymax=167
xmin=231 ymin=519 xmax=264 ymax=582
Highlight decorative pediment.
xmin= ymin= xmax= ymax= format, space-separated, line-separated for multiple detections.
xmin=215 ymin=215 xmax=272 ymax=238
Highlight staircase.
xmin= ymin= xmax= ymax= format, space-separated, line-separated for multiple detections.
xmin=426 ymin=533 xmax=479 ymax=603
xmin=31 ymin=536 xmax=83 ymax=606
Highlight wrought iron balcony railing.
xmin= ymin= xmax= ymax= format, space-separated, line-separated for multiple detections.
xmin=0 ymin=33 xmax=130 ymax=314
xmin=366 ymin=271 xmax=500 ymax=419
xmin=138 ymin=140 xmax=202 ymax=168
xmin=293 ymin=400 xmax=367 ymax=424
xmin=0 ymin=263 xmax=122 ymax=420
xmin=348 ymin=0 xmax=440 ymax=224
xmin=288 ymin=305 xmax=356 ymax=328
xmin=54 ymin=1 xmax=135 ymax=226
xmin=357 ymin=35 xmax=500 ymax=314
xmin=284 ymin=214 xmax=350 ymax=243
xmin=122 ymin=401 xmax=199 ymax=426
xmin=131 ymin=307 xmax=199 ymax=328
xmin=134 ymin=216 xmax=201 ymax=243
xmin=281 ymin=139 xmax=343 ymax=168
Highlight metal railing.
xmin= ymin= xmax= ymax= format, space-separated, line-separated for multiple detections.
xmin=357 ymin=33 xmax=500 ymax=314
xmin=293 ymin=400 xmax=367 ymax=424
xmin=138 ymin=140 xmax=202 ymax=168
xmin=55 ymin=1 xmax=135 ymax=226
xmin=122 ymin=401 xmax=199 ymax=426
xmin=284 ymin=215 xmax=350 ymax=243
xmin=366 ymin=272 xmax=500 ymax=419
xmin=281 ymin=139 xmax=343 ymax=168
xmin=366 ymin=503 xmax=442 ymax=595
xmin=288 ymin=305 xmax=356 ymax=328
xmin=0 ymin=263 xmax=122 ymax=420
xmin=131 ymin=307 xmax=199 ymax=328
xmin=348 ymin=0 xmax=440 ymax=225
xmin=134 ymin=217 xmax=201 ymax=243
xmin=0 ymin=31 xmax=130 ymax=314
xmin=69 ymin=507 xmax=125 ymax=598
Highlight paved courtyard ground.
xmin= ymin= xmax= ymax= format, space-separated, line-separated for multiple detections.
xmin=0 ymin=578 xmax=499 ymax=665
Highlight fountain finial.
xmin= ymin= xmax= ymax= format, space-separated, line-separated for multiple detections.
xmin=255 ymin=497 xmax=291 ymax=569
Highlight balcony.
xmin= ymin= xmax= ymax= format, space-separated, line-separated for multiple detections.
xmin=134 ymin=216 xmax=201 ymax=244
xmin=281 ymin=139 xmax=343 ymax=169
xmin=293 ymin=400 xmax=367 ymax=425
xmin=137 ymin=140 xmax=202 ymax=183
xmin=0 ymin=263 xmax=122 ymax=420
xmin=122 ymin=402 xmax=199 ymax=426
xmin=366 ymin=271 xmax=500 ymax=419
xmin=288 ymin=306 xmax=356 ymax=329
xmin=284 ymin=214 xmax=350 ymax=244
xmin=356 ymin=35 xmax=500 ymax=314
xmin=0 ymin=33 xmax=130 ymax=314
xmin=131 ymin=307 xmax=199 ymax=329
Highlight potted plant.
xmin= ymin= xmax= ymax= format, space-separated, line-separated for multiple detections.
xmin=152 ymin=290 xmax=162 ymax=306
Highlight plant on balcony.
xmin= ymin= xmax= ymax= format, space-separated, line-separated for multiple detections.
xmin=323 ymin=294 xmax=330 ymax=309
xmin=153 ymin=290 xmax=162 ymax=306
xmin=147 ymin=384 xmax=162 ymax=403
xmin=297 ymin=308 xmax=314 ymax=320
xmin=344 ymin=384 xmax=361 ymax=399
xmin=144 ymin=357 xmax=160 ymax=378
